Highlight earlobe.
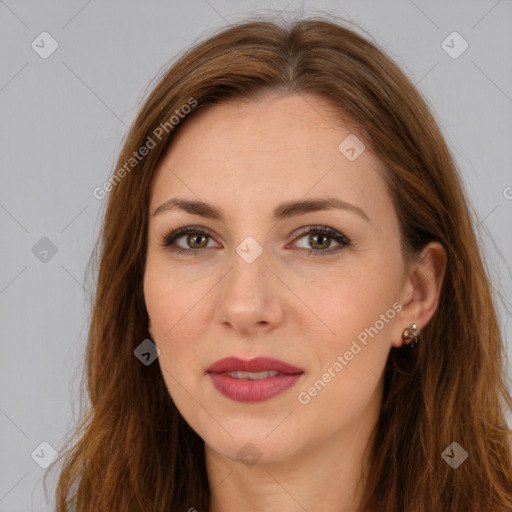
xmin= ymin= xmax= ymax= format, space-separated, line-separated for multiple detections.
xmin=401 ymin=323 xmax=420 ymax=348
xmin=391 ymin=241 xmax=447 ymax=348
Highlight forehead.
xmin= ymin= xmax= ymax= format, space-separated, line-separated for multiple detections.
xmin=162 ymin=93 xmax=365 ymax=161
xmin=149 ymin=93 xmax=390 ymax=222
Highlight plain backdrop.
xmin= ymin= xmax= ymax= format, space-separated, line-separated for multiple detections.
xmin=0 ymin=1 xmax=511 ymax=510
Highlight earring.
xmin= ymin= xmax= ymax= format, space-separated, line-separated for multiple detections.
xmin=402 ymin=323 xmax=420 ymax=348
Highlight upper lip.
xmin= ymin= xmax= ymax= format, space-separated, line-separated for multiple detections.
xmin=207 ymin=357 xmax=303 ymax=374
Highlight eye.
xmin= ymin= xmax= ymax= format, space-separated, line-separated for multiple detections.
xmin=291 ymin=226 xmax=351 ymax=257
xmin=160 ymin=225 xmax=351 ymax=257
xmin=160 ymin=226 xmax=217 ymax=256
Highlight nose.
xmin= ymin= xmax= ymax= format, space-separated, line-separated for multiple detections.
xmin=214 ymin=244 xmax=285 ymax=336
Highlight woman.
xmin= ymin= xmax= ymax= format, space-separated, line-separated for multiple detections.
xmin=47 ymin=14 xmax=512 ymax=511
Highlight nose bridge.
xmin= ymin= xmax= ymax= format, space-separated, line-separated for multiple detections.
xmin=224 ymin=233 xmax=271 ymax=299
xmin=215 ymin=233 xmax=284 ymax=331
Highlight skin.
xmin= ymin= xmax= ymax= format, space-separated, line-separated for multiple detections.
xmin=143 ymin=93 xmax=446 ymax=512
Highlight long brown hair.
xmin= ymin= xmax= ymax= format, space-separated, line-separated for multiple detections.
xmin=46 ymin=13 xmax=512 ymax=511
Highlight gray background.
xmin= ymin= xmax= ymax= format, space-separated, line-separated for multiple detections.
xmin=1 ymin=0 xmax=511 ymax=509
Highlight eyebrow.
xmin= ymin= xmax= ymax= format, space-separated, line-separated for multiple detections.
xmin=151 ymin=196 xmax=370 ymax=223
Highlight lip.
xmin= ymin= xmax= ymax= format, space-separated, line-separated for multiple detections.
xmin=206 ymin=357 xmax=303 ymax=374
xmin=207 ymin=357 xmax=304 ymax=403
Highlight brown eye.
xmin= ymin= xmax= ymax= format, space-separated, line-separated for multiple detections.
xmin=307 ymin=233 xmax=331 ymax=250
xmin=183 ymin=232 xmax=209 ymax=249
xmin=292 ymin=226 xmax=351 ymax=257
xmin=160 ymin=226 xmax=218 ymax=256
xmin=161 ymin=225 xmax=351 ymax=258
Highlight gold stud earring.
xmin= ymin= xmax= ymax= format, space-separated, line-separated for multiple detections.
xmin=402 ymin=323 xmax=420 ymax=348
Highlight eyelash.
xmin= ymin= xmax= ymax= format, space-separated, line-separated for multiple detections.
xmin=159 ymin=225 xmax=351 ymax=258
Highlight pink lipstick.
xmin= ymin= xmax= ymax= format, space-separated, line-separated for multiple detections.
xmin=206 ymin=357 xmax=304 ymax=403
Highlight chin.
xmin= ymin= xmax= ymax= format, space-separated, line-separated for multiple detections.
xmin=207 ymin=436 xmax=297 ymax=468
xmin=201 ymin=419 xmax=304 ymax=467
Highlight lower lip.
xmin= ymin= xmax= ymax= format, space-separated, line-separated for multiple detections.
xmin=208 ymin=372 xmax=304 ymax=403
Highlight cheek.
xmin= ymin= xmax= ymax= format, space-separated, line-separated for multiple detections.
xmin=313 ymin=260 xmax=398 ymax=328
xmin=144 ymin=255 xmax=209 ymax=329
xmin=144 ymin=266 xmax=200 ymax=358
xmin=144 ymin=270 xmax=205 ymax=409
xmin=302 ymin=258 xmax=401 ymax=380
xmin=294 ymin=272 xmax=395 ymax=422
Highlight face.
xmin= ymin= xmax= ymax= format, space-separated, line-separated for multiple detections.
xmin=143 ymin=93 xmax=410 ymax=466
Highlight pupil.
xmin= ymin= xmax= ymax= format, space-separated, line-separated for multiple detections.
xmin=190 ymin=234 xmax=206 ymax=248
xmin=312 ymin=234 xmax=329 ymax=249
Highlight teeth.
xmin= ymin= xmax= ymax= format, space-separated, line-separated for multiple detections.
xmin=225 ymin=370 xmax=279 ymax=380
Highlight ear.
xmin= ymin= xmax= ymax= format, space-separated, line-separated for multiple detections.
xmin=390 ymin=241 xmax=447 ymax=348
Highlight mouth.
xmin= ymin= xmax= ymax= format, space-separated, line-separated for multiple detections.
xmin=206 ymin=356 xmax=304 ymax=375
xmin=206 ymin=357 xmax=304 ymax=403
xmin=222 ymin=370 xmax=282 ymax=379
